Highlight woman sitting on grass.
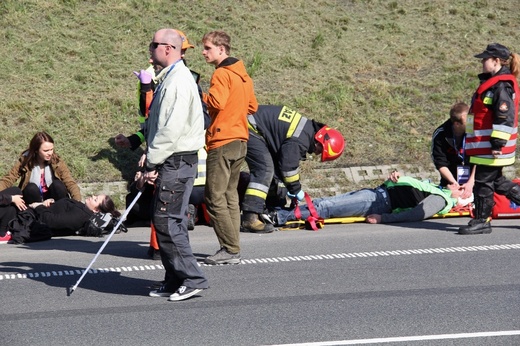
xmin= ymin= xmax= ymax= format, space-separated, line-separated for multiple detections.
xmin=0 ymin=131 xmax=82 ymax=204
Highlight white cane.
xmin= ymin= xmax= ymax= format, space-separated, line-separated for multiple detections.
xmin=68 ymin=189 xmax=143 ymax=296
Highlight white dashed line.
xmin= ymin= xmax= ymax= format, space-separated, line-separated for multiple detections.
xmin=1 ymin=244 xmax=519 ymax=282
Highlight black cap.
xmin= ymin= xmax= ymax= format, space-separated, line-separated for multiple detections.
xmin=474 ymin=43 xmax=511 ymax=60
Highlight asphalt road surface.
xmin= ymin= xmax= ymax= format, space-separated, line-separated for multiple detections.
xmin=1 ymin=217 xmax=519 ymax=346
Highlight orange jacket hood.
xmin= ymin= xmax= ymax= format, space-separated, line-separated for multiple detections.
xmin=218 ymin=58 xmax=250 ymax=82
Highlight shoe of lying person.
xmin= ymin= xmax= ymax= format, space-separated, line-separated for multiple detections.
xmin=0 ymin=232 xmax=12 ymax=244
xmin=260 ymin=210 xmax=279 ymax=226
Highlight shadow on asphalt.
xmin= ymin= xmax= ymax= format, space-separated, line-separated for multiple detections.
xmin=373 ymin=219 xmax=464 ymax=232
xmin=0 ymin=260 xmax=155 ymax=296
xmin=11 ymin=237 xmax=151 ymax=260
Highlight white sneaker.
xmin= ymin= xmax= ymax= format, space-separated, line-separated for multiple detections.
xmin=168 ymin=286 xmax=203 ymax=301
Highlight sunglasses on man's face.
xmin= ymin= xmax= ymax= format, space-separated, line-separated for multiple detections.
xmin=149 ymin=42 xmax=176 ymax=50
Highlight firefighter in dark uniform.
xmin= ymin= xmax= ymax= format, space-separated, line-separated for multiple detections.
xmin=459 ymin=43 xmax=520 ymax=235
xmin=241 ymin=105 xmax=345 ymax=233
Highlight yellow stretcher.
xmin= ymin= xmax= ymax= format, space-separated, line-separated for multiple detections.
xmin=280 ymin=207 xmax=471 ymax=230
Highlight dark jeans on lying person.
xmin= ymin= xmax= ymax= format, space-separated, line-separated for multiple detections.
xmin=152 ymin=153 xmax=208 ymax=291
xmin=23 ymin=179 xmax=69 ymax=204
xmin=276 ymin=187 xmax=392 ymax=225
xmin=0 ymin=186 xmax=23 ymax=236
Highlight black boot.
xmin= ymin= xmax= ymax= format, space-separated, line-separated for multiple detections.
xmin=458 ymin=197 xmax=494 ymax=235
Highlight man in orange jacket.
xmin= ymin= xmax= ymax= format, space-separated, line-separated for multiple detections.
xmin=201 ymin=31 xmax=258 ymax=265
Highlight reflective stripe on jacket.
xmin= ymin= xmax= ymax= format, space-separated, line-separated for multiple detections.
xmin=193 ymin=148 xmax=207 ymax=186
xmin=247 ymin=105 xmax=318 ymax=194
xmin=466 ymin=73 xmax=519 ymax=166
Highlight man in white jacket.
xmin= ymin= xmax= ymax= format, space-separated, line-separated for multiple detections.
xmin=143 ymin=28 xmax=208 ymax=302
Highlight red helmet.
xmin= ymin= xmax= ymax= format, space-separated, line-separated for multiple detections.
xmin=314 ymin=126 xmax=345 ymax=162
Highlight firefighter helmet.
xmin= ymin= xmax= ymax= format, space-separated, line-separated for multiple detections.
xmin=314 ymin=126 xmax=345 ymax=162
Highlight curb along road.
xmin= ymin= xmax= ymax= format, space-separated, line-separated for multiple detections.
xmin=78 ymin=164 xmax=517 ymax=205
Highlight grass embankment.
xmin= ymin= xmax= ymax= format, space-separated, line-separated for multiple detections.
xmin=1 ymin=0 xmax=520 ymax=205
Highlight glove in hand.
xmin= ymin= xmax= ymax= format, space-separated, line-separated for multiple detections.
xmin=133 ymin=70 xmax=152 ymax=84
xmin=287 ymin=190 xmax=305 ymax=201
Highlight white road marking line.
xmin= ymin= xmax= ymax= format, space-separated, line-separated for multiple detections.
xmin=264 ymin=330 xmax=520 ymax=345
xmin=1 ymin=243 xmax=519 ymax=281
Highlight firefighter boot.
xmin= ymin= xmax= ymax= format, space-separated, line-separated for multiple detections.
xmin=241 ymin=212 xmax=275 ymax=234
xmin=458 ymin=197 xmax=494 ymax=235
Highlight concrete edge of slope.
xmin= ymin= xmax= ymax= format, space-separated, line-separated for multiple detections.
xmin=78 ymin=164 xmax=517 ymax=207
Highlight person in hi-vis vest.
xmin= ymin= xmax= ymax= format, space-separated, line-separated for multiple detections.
xmin=459 ymin=43 xmax=520 ymax=235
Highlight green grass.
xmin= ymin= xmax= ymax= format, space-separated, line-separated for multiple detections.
xmin=1 ymin=0 xmax=520 ymax=193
